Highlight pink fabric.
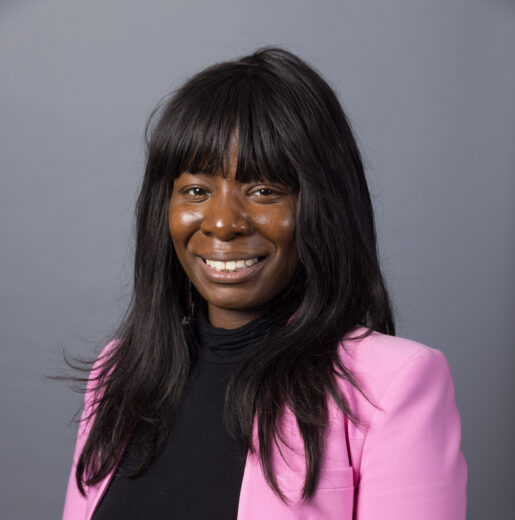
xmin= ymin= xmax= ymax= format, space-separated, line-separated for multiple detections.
xmin=62 ymin=326 xmax=467 ymax=519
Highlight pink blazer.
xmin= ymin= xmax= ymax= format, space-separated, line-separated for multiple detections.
xmin=62 ymin=325 xmax=467 ymax=519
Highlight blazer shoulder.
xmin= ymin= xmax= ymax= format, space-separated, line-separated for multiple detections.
xmin=93 ymin=338 xmax=120 ymax=369
xmin=86 ymin=339 xmax=121 ymax=390
xmin=334 ymin=326 xmax=453 ymax=429
xmin=81 ymin=339 xmax=122 ymax=428
xmin=62 ymin=339 xmax=123 ymax=519
xmin=338 ymin=325 xmax=445 ymax=380
xmin=337 ymin=330 xmax=467 ymax=519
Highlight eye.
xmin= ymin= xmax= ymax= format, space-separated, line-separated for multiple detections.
xmin=182 ymin=186 xmax=209 ymax=200
xmin=250 ymin=187 xmax=285 ymax=199
xmin=254 ymin=188 xmax=275 ymax=196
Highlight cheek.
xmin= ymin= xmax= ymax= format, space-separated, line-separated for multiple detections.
xmin=258 ymin=210 xmax=298 ymax=272
xmin=267 ymin=212 xmax=297 ymax=245
xmin=276 ymin=210 xmax=298 ymax=267
xmin=168 ymin=206 xmax=199 ymax=243
xmin=254 ymin=201 xmax=296 ymax=237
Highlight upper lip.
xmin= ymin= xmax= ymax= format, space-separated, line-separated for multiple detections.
xmin=197 ymin=253 xmax=267 ymax=261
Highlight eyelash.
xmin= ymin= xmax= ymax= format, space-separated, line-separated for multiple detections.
xmin=182 ymin=186 xmax=279 ymax=199
xmin=184 ymin=187 xmax=207 ymax=197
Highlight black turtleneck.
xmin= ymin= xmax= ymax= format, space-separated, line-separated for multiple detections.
xmin=194 ymin=301 xmax=294 ymax=363
xmin=92 ymin=302 xmax=296 ymax=520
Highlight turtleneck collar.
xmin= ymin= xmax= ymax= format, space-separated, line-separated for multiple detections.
xmin=193 ymin=301 xmax=297 ymax=364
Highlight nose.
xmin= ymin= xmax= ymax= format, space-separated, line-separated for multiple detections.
xmin=200 ymin=190 xmax=253 ymax=240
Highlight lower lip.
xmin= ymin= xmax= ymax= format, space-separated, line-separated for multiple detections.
xmin=198 ymin=256 xmax=267 ymax=283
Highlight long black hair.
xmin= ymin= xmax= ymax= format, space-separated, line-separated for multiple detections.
xmin=66 ymin=46 xmax=395 ymax=505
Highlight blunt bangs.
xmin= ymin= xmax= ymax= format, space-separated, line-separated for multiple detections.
xmin=148 ymin=66 xmax=301 ymax=190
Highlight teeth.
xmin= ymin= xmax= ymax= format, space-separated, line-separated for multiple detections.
xmin=205 ymin=257 xmax=261 ymax=272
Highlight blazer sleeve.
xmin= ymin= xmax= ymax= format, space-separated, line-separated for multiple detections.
xmin=354 ymin=348 xmax=468 ymax=520
xmin=62 ymin=340 xmax=118 ymax=520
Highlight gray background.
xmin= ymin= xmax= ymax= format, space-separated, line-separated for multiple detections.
xmin=1 ymin=0 xmax=513 ymax=518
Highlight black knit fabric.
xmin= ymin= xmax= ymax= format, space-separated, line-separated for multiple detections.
xmin=91 ymin=302 xmax=295 ymax=520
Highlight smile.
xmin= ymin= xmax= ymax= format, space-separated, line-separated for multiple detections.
xmin=198 ymin=255 xmax=267 ymax=283
xmin=201 ymin=256 xmax=265 ymax=273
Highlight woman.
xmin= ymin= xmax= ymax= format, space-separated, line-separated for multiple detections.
xmin=62 ymin=46 xmax=468 ymax=519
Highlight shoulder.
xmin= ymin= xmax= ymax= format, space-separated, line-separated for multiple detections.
xmin=81 ymin=339 xmax=123 ymax=429
xmin=338 ymin=325 xmax=450 ymax=384
xmin=339 ymin=325 xmax=445 ymax=373
xmin=334 ymin=326 xmax=456 ymax=430
xmin=62 ymin=339 xmax=123 ymax=518
xmin=334 ymin=327 xmax=467 ymax=517
xmin=86 ymin=339 xmax=121 ymax=391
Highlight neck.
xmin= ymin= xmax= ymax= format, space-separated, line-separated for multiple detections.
xmin=207 ymin=305 xmax=270 ymax=329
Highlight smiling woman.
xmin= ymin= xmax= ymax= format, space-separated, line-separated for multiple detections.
xmin=169 ymin=142 xmax=299 ymax=329
xmin=62 ymin=46 xmax=467 ymax=519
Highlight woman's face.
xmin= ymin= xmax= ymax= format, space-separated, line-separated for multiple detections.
xmin=169 ymin=143 xmax=299 ymax=329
